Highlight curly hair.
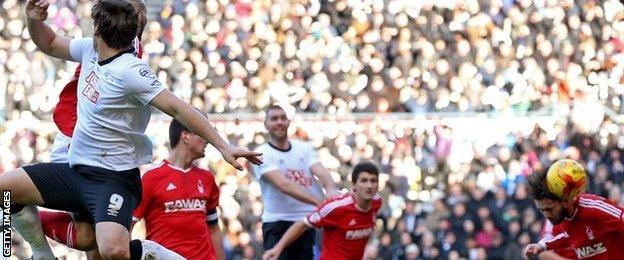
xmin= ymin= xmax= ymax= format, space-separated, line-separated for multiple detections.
xmin=91 ymin=0 xmax=139 ymax=49
xmin=526 ymin=171 xmax=561 ymax=201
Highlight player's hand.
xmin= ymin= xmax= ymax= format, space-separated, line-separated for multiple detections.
xmin=262 ymin=248 xmax=280 ymax=260
xmin=219 ymin=144 xmax=262 ymax=171
xmin=26 ymin=0 xmax=51 ymax=21
xmin=524 ymin=243 xmax=545 ymax=258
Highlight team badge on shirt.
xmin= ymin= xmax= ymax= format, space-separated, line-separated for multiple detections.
xmin=198 ymin=180 xmax=205 ymax=194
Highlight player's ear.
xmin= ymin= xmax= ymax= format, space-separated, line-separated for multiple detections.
xmin=181 ymin=131 xmax=192 ymax=144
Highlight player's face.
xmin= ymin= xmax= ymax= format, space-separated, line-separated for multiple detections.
xmin=265 ymin=109 xmax=290 ymax=140
xmin=354 ymin=172 xmax=379 ymax=201
xmin=186 ymin=132 xmax=208 ymax=158
xmin=535 ymin=199 xmax=565 ymax=224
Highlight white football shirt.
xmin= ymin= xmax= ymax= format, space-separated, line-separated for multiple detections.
xmin=251 ymin=140 xmax=324 ymax=222
xmin=67 ymin=37 xmax=165 ymax=171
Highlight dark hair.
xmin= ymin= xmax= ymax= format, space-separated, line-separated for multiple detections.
xmin=169 ymin=118 xmax=189 ymax=149
xmin=128 ymin=0 xmax=147 ymax=37
xmin=526 ymin=171 xmax=561 ymax=201
xmin=91 ymin=0 xmax=139 ymax=49
xmin=265 ymin=104 xmax=285 ymax=117
xmin=351 ymin=161 xmax=380 ymax=183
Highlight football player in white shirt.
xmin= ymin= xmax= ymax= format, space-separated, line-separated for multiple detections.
xmin=13 ymin=1 xmax=150 ymax=259
xmin=4 ymin=1 xmax=261 ymax=260
xmin=251 ymin=105 xmax=340 ymax=260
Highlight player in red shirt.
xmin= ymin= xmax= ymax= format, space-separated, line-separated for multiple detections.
xmin=263 ymin=161 xmax=382 ymax=260
xmin=524 ymin=171 xmax=624 ymax=259
xmin=131 ymin=118 xmax=225 ymax=260
xmin=538 ymin=220 xmax=577 ymax=260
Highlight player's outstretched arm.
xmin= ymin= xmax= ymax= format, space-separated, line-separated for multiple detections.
xmin=262 ymin=221 xmax=310 ymax=260
xmin=525 ymin=243 xmax=546 ymax=258
xmin=150 ymin=89 xmax=262 ymax=170
xmin=26 ymin=0 xmax=72 ymax=60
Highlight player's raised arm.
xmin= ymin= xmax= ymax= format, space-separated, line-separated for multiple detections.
xmin=310 ymin=162 xmax=340 ymax=199
xmin=149 ymin=89 xmax=262 ymax=170
xmin=26 ymin=0 xmax=73 ymax=60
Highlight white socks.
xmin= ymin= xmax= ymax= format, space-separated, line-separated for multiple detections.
xmin=140 ymin=239 xmax=186 ymax=260
xmin=12 ymin=205 xmax=55 ymax=260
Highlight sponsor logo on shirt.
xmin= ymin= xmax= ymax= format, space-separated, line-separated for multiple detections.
xmin=575 ymin=242 xmax=607 ymax=259
xmin=82 ymin=71 xmax=100 ymax=103
xmin=164 ymin=199 xmax=207 ymax=213
xmin=166 ymin=183 xmax=177 ymax=191
xmin=345 ymin=227 xmax=373 ymax=240
xmin=285 ymin=169 xmax=312 ymax=187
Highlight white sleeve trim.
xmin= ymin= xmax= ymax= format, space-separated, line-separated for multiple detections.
xmin=207 ymin=213 xmax=218 ymax=221
xmin=302 ymin=217 xmax=314 ymax=228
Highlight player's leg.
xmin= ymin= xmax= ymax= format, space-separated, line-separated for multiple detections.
xmin=13 ymin=205 xmax=56 ymax=260
xmin=16 ymin=132 xmax=72 ymax=259
xmin=95 ymin=221 xmax=132 ymax=259
xmin=39 ymin=210 xmax=97 ymax=250
xmin=136 ymin=239 xmax=186 ymax=259
xmin=15 ymin=163 xmax=88 ymax=259
xmin=0 ymin=167 xmax=54 ymax=260
xmin=94 ymin=223 xmax=185 ymax=260
xmin=81 ymin=166 xmax=184 ymax=259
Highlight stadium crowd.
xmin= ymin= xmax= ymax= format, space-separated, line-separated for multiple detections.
xmin=4 ymin=111 xmax=624 ymax=259
xmin=1 ymin=0 xmax=624 ymax=259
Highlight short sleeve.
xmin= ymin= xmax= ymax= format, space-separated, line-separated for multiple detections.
xmin=123 ymin=62 xmax=166 ymax=105
xmin=206 ymin=174 xmax=220 ymax=224
xmin=305 ymin=142 xmax=319 ymax=165
xmin=372 ymin=195 xmax=382 ymax=214
xmin=69 ymin=37 xmax=93 ymax=62
xmin=251 ymin=152 xmax=279 ymax=180
xmin=207 ymin=175 xmax=220 ymax=210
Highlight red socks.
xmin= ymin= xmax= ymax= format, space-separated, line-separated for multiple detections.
xmin=39 ymin=211 xmax=78 ymax=249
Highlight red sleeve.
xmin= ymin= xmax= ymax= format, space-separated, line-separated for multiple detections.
xmin=133 ymin=172 xmax=154 ymax=221
xmin=303 ymin=197 xmax=346 ymax=228
xmin=207 ymin=174 xmax=219 ymax=210
xmin=373 ymin=194 xmax=382 ymax=214
xmin=541 ymin=231 xmax=572 ymax=251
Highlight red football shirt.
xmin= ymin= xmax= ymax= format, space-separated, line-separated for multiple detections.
xmin=540 ymin=220 xmax=577 ymax=258
xmin=133 ymin=160 xmax=220 ymax=260
xmin=541 ymin=194 xmax=624 ymax=259
xmin=304 ymin=193 xmax=381 ymax=260
xmin=53 ymin=40 xmax=143 ymax=137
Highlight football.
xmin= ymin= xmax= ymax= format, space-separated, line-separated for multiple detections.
xmin=546 ymin=159 xmax=588 ymax=200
